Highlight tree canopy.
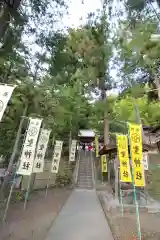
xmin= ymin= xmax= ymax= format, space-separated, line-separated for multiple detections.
xmin=0 ymin=0 xmax=159 ymax=164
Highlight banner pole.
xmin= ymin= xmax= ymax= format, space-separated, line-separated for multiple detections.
xmin=3 ymin=117 xmax=30 ymax=221
xmin=128 ymin=124 xmax=142 ymax=240
xmin=131 ymin=166 xmax=142 ymax=240
xmin=101 ymin=156 xmax=103 ymax=184
xmin=45 ymin=175 xmax=50 ymax=198
xmin=102 ymin=168 xmax=104 ymax=184
xmin=120 ymin=186 xmax=124 ymax=217
xmin=3 ymin=179 xmax=15 ymax=223
xmin=23 ymin=173 xmax=32 ymax=211
xmin=45 ymin=134 xmax=54 ymax=197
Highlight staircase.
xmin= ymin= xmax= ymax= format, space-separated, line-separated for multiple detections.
xmin=76 ymin=151 xmax=94 ymax=189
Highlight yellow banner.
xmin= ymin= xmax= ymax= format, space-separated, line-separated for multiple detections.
xmin=95 ymin=136 xmax=99 ymax=157
xmin=101 ymin=155 xmax=107 ymax=172
xmin=117 ymin=134 xmax=132 ymax=182
xmin=128 ymin=123 xmax=145 ymax=187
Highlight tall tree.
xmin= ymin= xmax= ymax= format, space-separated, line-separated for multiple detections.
xmin=45 ymin=9 xmax=113 ymax=144
xmin=113 ymin=14 xmax=160 ymax=100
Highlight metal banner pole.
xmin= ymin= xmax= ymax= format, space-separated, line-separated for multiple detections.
xmin=101 ymin=155 xmax=104 ymax=184
xmin=45 ymin=135 xmax=55 ymax=198
xmin=101 ymin=161 xmax=104 ymax=184
xmin=120 ymin=187 xmax=124 ymax=217
xmin=3 ymin=179 xmax=15 ymax=223
xmin=45 ymin=175 xmax=50 ymax=198
xmin=3 ymin=117 xmax=29 ymax=222
xmin=128 ymin=123 xmax=142 ymax=240
xmin=131 ymin=166 xmax=142 ymax=240
xmin=23 ymin=174 xmax=32 ymax=211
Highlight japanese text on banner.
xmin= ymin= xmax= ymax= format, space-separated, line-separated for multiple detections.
xmin=117 ymin=134 xmax=132 ymax=182
xmin=143 ymin=152 xmax=148 ymax=170
xmin=129 ymin=123 xmax=145 ymax=187
xmin=101 ymin=155 xmax=107 ymax=172
xmin=95 ymin=136 xmax=99 ymax=157
xmin=69 ymin=140 xmax=77 ymax=162
xmin=51 ymin=140 xmax=63 ymax=173
xmin=33 ymin=129 xmax=51 ymax=173
xmin=0 ymin=85 xmax=15 ymax=122
xmin=17 ymin=118 xmax=42 ymax=175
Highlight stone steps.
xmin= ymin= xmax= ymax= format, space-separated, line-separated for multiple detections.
xmin=76 ymin=151 xmax=93 ymax=189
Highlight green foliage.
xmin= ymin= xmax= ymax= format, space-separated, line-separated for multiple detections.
xmin=0 ymin=78 xmax=92 ymax=160
xmin=0 ymin=0 xmax=159 ymax=166
xmin=113 ymin=11 xmax=160 ymax=101
xmin=125 ymin=0 xmax=160 ymax=12
xmin=46 ymin=16 xmax=112 ymax=92
xmin=14 ymin=191 xmax=24 ymax=202
xmin=55 ymin=174 xmax=72 ymax=187
xmin=112 ymin=95 xmax=160 ymax=126
xmin=89 ymin=90 xmax=160 ymax=137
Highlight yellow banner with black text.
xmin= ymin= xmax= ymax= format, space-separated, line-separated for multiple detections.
xmin=101 ymin=155 xmax=107 ymax=172
xmin=95 ymin=136 xmax=99 ymax=157
xmin=117 ymin=134 xmax=132 ymax=183
xmin=128 ymin=123 xmax=145 ymax=187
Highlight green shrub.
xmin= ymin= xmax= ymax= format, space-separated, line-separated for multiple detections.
xmin=55 ymin=174 xmax=71 ymax=187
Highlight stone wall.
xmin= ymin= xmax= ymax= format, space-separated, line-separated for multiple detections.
xmin=146 ymin=153 xmax=160 ymax=200
xmin=21 ymin=155 xmax=73 ymax=190
xmin=21 ymin=160 xmax=56 ymax=190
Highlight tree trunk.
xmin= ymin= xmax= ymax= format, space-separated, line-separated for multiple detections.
xmin=102 ymin=89 xmax=109 ymax=145
xmin=3 ymin=61 xmax=13 ymax=83
xmin=0 ymin=4 xmax=10 ymax=41
xmin=155 ymin=75 xmax=160 ymax=100
xmin=114 ymin=157 xmax=119 ymax=199
xmin=8 ymin=103 xmax=28 ymax=171
xmin=33 ymin=58 xmax=41 ymax=82
xmin=104 ymin=114 xmax=109 ymax=145
xmin=0 ymin=0 xmax=22 ymax=42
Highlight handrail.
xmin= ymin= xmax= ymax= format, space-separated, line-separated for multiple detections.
xmin=90 ymin=151 xmax=95 ymax=189
xmin=72 ymin=150 xmax=80 ymax=186
xmin=75 ymin=150 xmax=80 ymax=184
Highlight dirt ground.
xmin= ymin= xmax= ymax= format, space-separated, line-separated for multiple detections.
xmin=98 ymin=189 xmax=160 ymax=240
xmin=105 ymin=208 xmax=160 ymax=240
xmin=0 ymin=188 xmax=71 ymax=240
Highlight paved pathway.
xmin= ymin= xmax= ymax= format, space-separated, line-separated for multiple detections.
xmin=45 ymin=189 xmax=113 ymax=240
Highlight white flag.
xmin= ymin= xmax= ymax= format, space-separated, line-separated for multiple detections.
xmin=17 ymin=118 xmax=42 ymax=175
xmin=0 ymin=84 xmax=15 ymax=121
xmin=33 ymin=129 xmax=51 ymax=173
xmin=69 ymin=140 xmax=77 ymax=162
xmin=143 ymin=152 xmax=148 ymax=170
xmin=51 ymin=140 xmax=63 ymax=173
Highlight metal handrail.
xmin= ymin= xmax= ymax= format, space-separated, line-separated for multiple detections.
xmin=72 ymin=150 xmax=80 ymax=186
